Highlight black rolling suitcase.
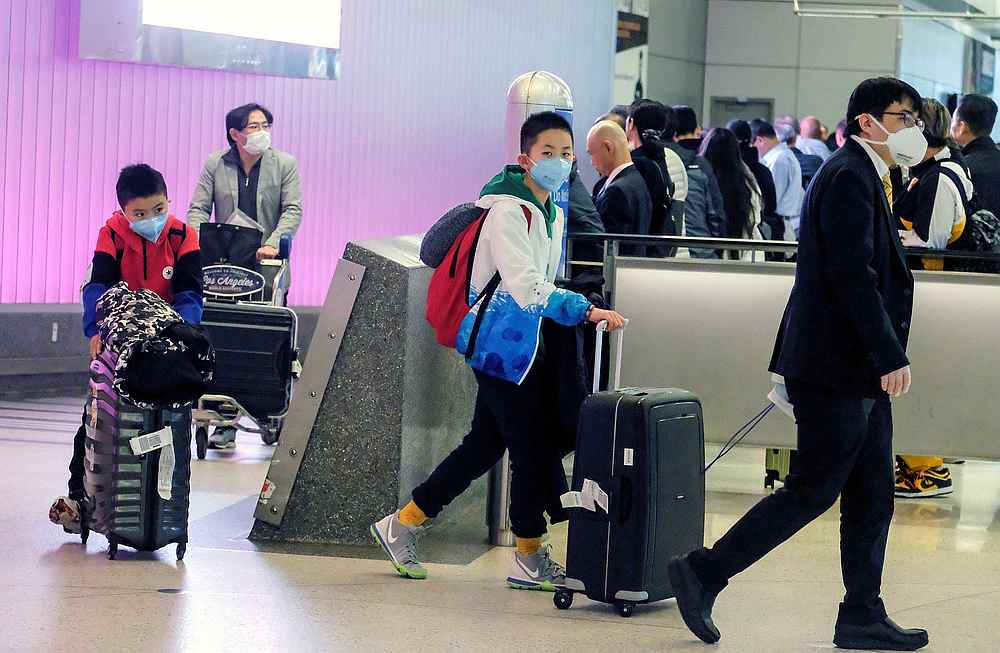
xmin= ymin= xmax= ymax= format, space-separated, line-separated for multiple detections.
xmin=556 ymin=322 xmax=706 ymax=617
xmin=83 ymin=349 xmax=192 ymax=560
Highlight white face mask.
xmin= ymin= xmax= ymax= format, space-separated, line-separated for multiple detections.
xmin=862 ymin=115 xmax=927 ymax=167
xmin=243 ymin=130 xmax=271 ymax=156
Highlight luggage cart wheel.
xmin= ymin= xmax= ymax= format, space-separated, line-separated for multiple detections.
xmin=107 ymin=537 xmax=118 ymax=560
xmin=176 ymin=542 xmax=187 ymax=561
xmin=261 ymin=425 xmax=279 ymax=446
xmin=195 ymin=427 xmax=208 ymax=460
xmin=554 ymin=589 xmax=573 ymax=610
xmin=616 ymin=601 xmax=634 ymax=618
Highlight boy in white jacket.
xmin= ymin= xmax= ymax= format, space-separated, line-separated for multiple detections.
xmin=372 ymin=112 xmax=625 ymax=589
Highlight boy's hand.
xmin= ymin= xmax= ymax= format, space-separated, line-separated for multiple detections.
xmin=257 ymin=245 xmax=279 ymax=261
xmin=589 ymin=308 xmax=627 ymax=332
xmin=89 ymin=335 xmax=102 ymax=360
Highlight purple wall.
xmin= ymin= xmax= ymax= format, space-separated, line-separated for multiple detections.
xmin=0 ymin=0 xmax=614 ymax=306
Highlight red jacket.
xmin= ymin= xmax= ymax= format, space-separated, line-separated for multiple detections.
xmin=82 ymin=211 xmax=203 ymax=337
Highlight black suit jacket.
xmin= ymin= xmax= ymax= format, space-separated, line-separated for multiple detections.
xmin=593 ymin=164 xmax=653 ymax=257
xmin=769 ymin=138 xmax=914 ymax=398
xmin=962 ymin=135 xmax=1000 ymax=217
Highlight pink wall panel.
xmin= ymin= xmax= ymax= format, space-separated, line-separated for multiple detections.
xmin=0 ymin=0 xmax=614 ymax=305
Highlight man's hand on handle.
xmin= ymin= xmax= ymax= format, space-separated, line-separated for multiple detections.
xmin=257 ymin=245 xmax=279 ymax=261
xmin=589 ymin=308 xmax=627 ymax=332
xmin=881 ymin=365 xmax=912 ymax=397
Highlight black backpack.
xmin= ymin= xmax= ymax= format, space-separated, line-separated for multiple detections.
xmin=938 ymin=164 xmax=1000 ymax=273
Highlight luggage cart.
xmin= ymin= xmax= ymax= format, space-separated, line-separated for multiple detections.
xmin=192 ymin=225 xmax=300 ymax=459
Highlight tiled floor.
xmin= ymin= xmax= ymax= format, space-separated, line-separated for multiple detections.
xmin=2 ymin=397 xmax=998 ymax=652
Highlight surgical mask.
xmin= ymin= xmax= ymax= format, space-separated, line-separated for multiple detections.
xmin=863 ymin=116 xmax=927 ymax=167
xmin=129 ymin=212 xmax=168 ymax=242
xmin=528 ymin=157 xmax=572 ymax=193
xmin=244 ymin=130 xmax=271 ymax=156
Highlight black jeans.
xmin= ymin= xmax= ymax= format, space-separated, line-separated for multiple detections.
xmin=411 ymin=346 xmax=579 ymax=539
xmin=689 ymin=380 xmax=894 ymax=626
xmin=68 ymin=409 xmax=88 ymax=501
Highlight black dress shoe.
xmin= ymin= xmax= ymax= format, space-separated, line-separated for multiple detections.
xmin=667 ymin=555 xmax=721 ymax=644
xmin=834 ymin=617 xmax=929 ymax=651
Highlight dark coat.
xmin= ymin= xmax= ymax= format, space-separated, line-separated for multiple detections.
xmin=592 ymin=164 xmax=653 ymax=257
xmin=962 ymin=135 xmax=1000 ymax=218
xmin=769 ymin=139 xmax=914 ymax=398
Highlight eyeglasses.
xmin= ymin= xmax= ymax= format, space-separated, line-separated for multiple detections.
xmin=881 ymin=112 xmax=924 ymax=130
xmin=244 ymin=122 xmax=271 ymax=132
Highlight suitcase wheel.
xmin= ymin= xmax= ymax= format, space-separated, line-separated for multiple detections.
xmin=107 ymin=537 xmax=118 ymax=561
xmin=195 ymin=427 xmax=208 ymax=460
xmin=616 ymin=601 xmax=634 ymax=618
xmin=176 ymin=541 xmax=187 ymax=561
xmin=554 ymin=589 xmax=573 ymax=610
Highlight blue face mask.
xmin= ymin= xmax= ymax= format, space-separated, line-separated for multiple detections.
xmin=528 ymin=157 xmax=572 ymax=193
xmin=129 ymin=212 xmax=168 ymax=242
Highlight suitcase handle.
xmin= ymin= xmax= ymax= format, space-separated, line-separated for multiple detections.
xmin=613 ymin=474 xmax=633 ymax=524
xmin=593 ymin=319 xmax=629 ymax=394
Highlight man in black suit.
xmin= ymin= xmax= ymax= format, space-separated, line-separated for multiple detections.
xmin=587 ymin=120 xmax=652 ymax=257
xmin=669 ymin=78 xmax=929 ymax=651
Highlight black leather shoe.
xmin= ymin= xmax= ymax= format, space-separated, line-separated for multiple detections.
xmin=667 ymin=555 xmax=721 ymax=644
xmin=834 ymin=617 xmax=929 ymax=651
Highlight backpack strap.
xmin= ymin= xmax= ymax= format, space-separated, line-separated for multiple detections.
xmin=938 ymin=164 xmax=971 ymax=213
xmin=463 ymin=204 xmax=532 ymax=361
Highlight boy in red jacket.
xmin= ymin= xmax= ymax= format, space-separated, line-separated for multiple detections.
xmin=48 ymin=163 xmax=204 ymax=534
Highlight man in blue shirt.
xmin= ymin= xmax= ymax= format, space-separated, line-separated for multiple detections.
xmin=753 ymin=119 xmax=804 ymax=241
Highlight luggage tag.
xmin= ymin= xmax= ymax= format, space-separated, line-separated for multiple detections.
xmin=158 ymin=443 xmax=175 ymax=501
xmin=560 ymin=478 xmax=610 ymax=513
xmin=129 ymin=426 xmax=172 ymax=456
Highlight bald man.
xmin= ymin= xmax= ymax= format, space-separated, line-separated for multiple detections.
xmin=587 ymin=121 xmax=652 ymax=256
xmin=798 ymin=115 xmax=832 ymax=161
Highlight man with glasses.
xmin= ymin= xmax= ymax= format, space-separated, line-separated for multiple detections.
xmin=669 ymin=78 xmax=929 ymax=651
xmin=187 ymin=102 xmax=302 ymax=449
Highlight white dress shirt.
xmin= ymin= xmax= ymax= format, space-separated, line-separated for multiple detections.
xmin=603 ymin=161 xmax=634 ymax=190
xmin=851 ymin=135 xmax=890 ymax=181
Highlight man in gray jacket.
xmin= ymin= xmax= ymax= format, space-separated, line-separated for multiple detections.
xmin=188 ymin=103 xmax=302 ymax=262
xmin=187 ymin=102 xmax=302 ymax=449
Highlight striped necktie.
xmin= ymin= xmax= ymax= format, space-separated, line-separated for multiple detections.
xmin=882 ymin=174 xmax=893 ymax=207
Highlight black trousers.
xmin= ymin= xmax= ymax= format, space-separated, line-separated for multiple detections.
xmin=689 ymin=379 xmax=894 ymax=626
xmin=411 ymin=332 xmax=582 ymax=539
xmin=68 ymin=409 xmax=88 ymax=501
